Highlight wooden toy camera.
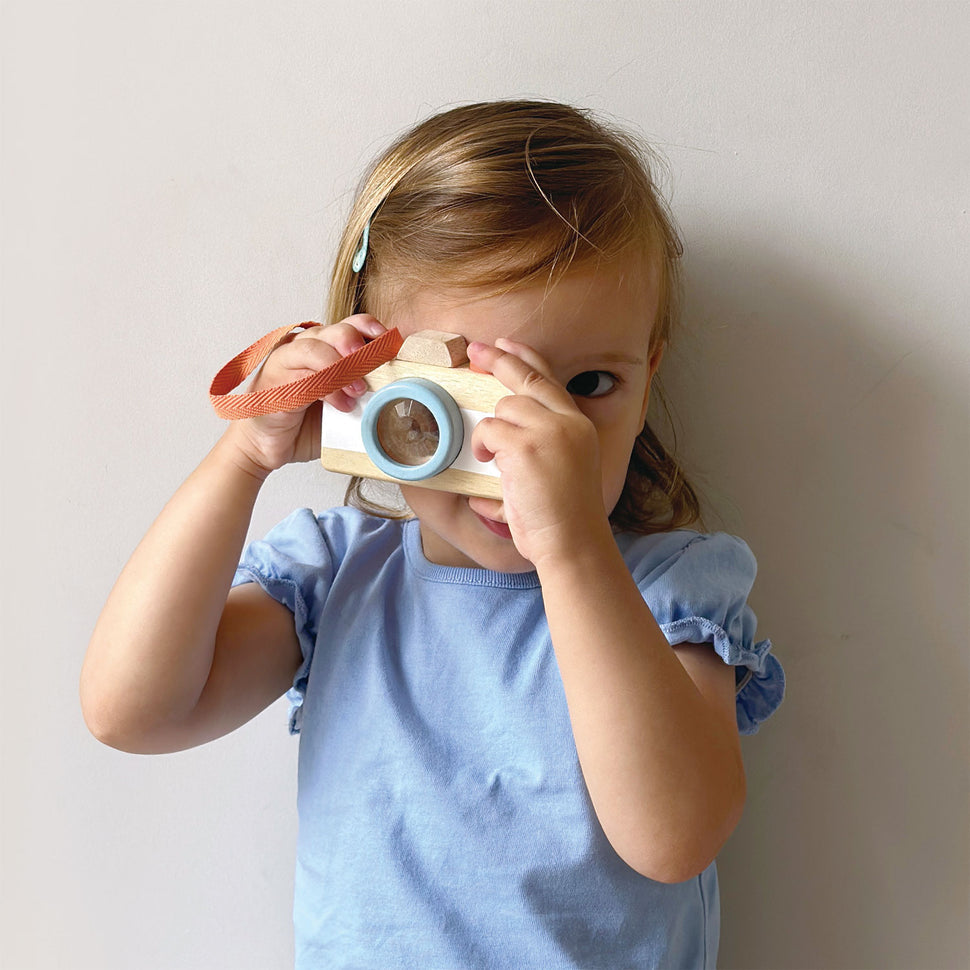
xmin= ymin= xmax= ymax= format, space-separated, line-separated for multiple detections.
xmin=320 ymin=331 xmax=510 ymax=499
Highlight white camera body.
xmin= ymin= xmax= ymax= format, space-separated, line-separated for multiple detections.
xmin=320 ymin=331 xmax=510 ymax=499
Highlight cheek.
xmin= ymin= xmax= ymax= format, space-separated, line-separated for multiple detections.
xmin=596 ymin=399 xmax=650 ymax=509
xmin=598 ymin=431 xmax=639 ymax=509
xmin=399 ymin=484 xmax=463 ymax=521
xmin=399 ymin=484 xmax=437 ymax=516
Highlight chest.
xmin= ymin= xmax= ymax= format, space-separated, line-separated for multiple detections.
xmin=301 ymin=568 xmax=578 ymax=803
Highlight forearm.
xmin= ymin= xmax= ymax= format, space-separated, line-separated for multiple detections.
xmin=80 ymin=430 xmax=268 ymax=744
xmin=535 ymin=525 xmax=745 ymax=883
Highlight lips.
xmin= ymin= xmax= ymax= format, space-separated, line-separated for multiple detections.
xmin=473 ymin=511 xmax=513 ymax=540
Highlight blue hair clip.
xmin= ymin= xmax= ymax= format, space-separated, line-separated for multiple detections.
xmin=352 ymin=218 xmax=371 ymax=273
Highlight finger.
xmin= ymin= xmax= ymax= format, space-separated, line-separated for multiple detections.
xmin=473 ymin=392 xmax=593 ymax=468
xmin=317 ymin=314 xmax=386 ymax=353
xmin=467 ymin=340 xmax=573 ymax=413
xmin=493 ymin=337 xmax=556 ymax=376
xmin=470 ymin=417 xmax=498 ymax=464
xmin=468 ymin=338 xmax=552 ymax=378
xmin=257 ymin=317 xmax=386 ymax=411
xmin=286 ymin=315 xmax=384 ymax=361
xmin=308 ymin=316 xmax=387 ymax=408
xmin=471 ymin=407 xmax=550 ymax=464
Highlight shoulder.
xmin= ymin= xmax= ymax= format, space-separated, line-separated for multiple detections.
xmin=617 ymin=529 xmax=784 ymax=734
xmin=252 ymin=506 xmax=404 ymax=562
xmin=233 ymin=508 xmax=408 ymax=697
xmin=235 ymin=507 xmax=406 ymax=591
xmin=615 ymin=529 xmax=757 ymax=595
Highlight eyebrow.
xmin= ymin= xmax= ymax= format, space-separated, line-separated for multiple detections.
xmin=602 ymin=352 xmax=644 ymax=365
xmin=570 ymin=352 xmax=645 ymax=368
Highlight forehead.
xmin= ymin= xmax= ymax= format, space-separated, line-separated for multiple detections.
xmin=373 ymin=260 xmax=659 ymax=361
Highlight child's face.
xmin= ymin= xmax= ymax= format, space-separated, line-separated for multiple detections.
xmin=377 ymin=262 xmax=662 ymax=572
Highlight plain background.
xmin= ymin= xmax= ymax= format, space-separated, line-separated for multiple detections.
xmin=2 ymin=2 xmax=967 ymax=968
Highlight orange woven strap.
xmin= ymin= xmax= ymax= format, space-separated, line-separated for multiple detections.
xmin=209 ymin=323 xmax=404 ymax=420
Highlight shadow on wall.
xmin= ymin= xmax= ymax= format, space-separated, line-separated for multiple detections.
xmin=654 ymin=230 xmax=968 ymax=970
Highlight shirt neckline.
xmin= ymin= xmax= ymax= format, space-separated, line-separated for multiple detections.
xmin=402 ymin=519 xmax=542 ymax=589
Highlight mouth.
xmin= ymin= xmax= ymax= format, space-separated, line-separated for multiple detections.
xmin=473 ymin=510 xmax=513 ymax=540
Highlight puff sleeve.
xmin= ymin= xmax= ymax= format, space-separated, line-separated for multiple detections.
xmin=620 ymin=530 xmax=785 ymax=734
xmin=231 ymin=507 xmax=339 ymax=733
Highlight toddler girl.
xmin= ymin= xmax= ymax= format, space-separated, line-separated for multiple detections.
xmin=82 ymin=99 xmax=784 ymax=969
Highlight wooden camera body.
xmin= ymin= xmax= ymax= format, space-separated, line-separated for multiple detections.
xmin=320 ymin=331 xmax=510 ymax=499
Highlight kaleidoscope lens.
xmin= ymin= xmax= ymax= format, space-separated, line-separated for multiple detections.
xmin=375 ymin=399 xmax=440 ymax=466
xmin=361 ymin=378 xmax=463 ymax=481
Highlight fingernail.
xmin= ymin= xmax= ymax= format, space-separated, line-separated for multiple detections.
xmin=348 ymin=379 xmax=367 ymax=394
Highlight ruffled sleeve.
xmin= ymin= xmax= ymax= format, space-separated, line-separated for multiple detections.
xmin=620 ymin=531 xmax=785 ymax=734
xmin=232 ymin=507 xmax=339 ymax=733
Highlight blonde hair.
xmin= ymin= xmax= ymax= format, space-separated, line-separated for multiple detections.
xmin=326 ymin=99 xmax=700 ymax=534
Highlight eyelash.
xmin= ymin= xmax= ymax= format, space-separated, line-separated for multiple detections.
xmin=565 ymin=371 xmax=619 ymax=399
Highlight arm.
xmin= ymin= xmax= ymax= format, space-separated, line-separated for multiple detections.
xmin=467 ymin=339 xmax=745 ymax=883
xmin=80 ymin=435 xmax=301 ymax=754
xmin=535 ymin=534 xmax=745 ymax=883
xmin=80 ymin=316 xmax=387 ymax=754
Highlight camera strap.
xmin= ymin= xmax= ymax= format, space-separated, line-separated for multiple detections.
xmin=209 ymin=323 xmax=404 ymax=420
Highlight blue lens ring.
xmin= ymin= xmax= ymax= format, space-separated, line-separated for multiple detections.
xmin=361 ymin=378 xmax=464 ymax=481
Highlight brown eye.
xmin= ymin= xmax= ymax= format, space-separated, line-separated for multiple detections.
xmin=566 ymin=371 xmax=617 ymax=398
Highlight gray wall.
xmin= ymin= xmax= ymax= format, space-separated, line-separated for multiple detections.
xmin=2 ymin=2 xmax=967 ymax=967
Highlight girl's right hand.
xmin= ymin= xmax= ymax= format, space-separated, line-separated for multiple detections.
xmin=224 ymin=314 xmax=387 ymax=477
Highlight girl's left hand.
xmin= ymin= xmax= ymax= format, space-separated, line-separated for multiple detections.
xmin=466 ymin=338 xmax=612 ymax=568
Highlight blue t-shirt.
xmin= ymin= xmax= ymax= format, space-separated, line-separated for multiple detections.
xmin=234 ymin=507 xmax=784 ymax=969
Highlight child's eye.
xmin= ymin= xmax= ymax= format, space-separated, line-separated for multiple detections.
xmin=565 ymin=371 xmax=617 ymax=398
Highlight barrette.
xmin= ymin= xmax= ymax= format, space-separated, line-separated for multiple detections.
xmin=352 ymin=218 xmax=371 ymax=273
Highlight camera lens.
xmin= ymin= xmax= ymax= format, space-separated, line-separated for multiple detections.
xmin=375 ymin=398 xmax=440 ymax=466
xmin=361 ymin=377 xmax=463 ymax=482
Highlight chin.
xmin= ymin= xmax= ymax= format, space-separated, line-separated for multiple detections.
xmin=405 ymin=488 xmax=535 ymax=573
xmin=476 ymin=546 xmax=535 ymax=574
xmin=421 ymin=518 xmax=535 ymax=573
xmin=443 ymin=534 xmax=535 ymax=574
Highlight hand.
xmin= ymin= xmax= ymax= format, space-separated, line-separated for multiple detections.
xmin=224 ymin=315 xmax=387 ymax=476
xmin=466 ymin=338 xmax=612 ymax=567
